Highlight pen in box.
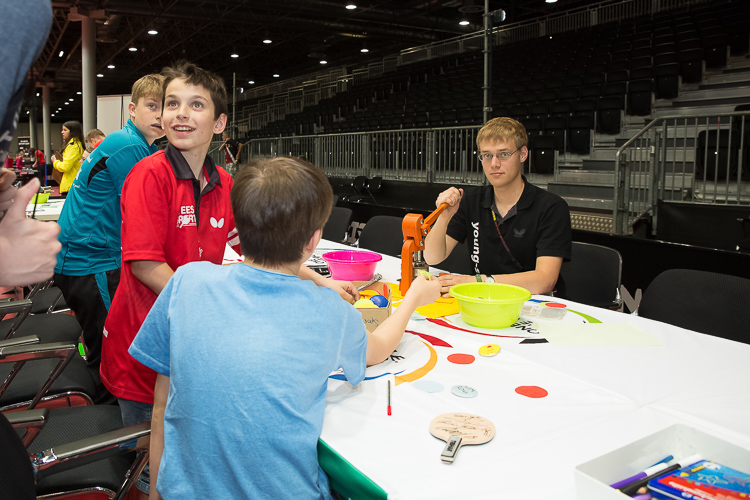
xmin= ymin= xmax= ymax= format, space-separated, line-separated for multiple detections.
xmin=618 ymin=454 xmax=701 ymax=496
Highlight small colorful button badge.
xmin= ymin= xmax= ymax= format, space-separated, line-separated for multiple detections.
xmin=478 ymin=344 xmax=501 ymax=357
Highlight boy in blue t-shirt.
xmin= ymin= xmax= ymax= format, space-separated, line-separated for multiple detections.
xmin=130 ymin=156 xmax=440 ymax=499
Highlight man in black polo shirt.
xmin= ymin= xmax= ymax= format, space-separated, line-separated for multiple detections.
xmin=424 ymin=117 xmax=571 ymax=296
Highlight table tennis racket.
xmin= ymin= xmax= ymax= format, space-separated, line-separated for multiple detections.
xmin=429 ymin=413 xmax=495 ymax=463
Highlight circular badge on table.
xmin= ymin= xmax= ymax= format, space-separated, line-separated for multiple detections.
xmin=478 ymin=344 xmax=501 ymax=357
xmin=451 ymin=385 xmax=478 ymax=398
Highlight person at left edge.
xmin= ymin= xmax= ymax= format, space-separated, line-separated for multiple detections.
xmin=54 ymin=74 xmax=165 ymax=387
xmin=0 ymin=0 xmax=60 ymax=290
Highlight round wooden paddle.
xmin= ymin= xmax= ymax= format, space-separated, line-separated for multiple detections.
xmin=429 ymin=413 xmax=495 ymax=463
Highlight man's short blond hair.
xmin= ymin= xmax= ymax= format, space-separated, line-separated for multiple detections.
xmin=131 ymin=73 xmax=165 ymax=104
xmin=476 ymin=117 xmax=528 ymax=150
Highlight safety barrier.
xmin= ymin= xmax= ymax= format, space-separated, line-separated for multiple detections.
xmin=614 ymin=111 xmax=749 ymax=234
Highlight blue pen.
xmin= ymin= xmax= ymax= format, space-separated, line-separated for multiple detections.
xmin=647 ymin=455 xmax=673 ymax=468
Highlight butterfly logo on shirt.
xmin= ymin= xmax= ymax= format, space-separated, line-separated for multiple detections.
xmin=210 ymin=217 xmax=225 ymax=229
xmin=513 ymin=228 xmax=526 ymax=238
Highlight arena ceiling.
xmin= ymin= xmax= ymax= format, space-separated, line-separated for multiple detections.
xmin=32 ymin=0 xmax=602 ymax=122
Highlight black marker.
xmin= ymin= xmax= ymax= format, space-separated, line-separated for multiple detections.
xmin=619 ymin=454 xmax=700 ymax=496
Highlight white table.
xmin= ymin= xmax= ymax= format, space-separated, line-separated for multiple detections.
xmin=318 ymin=243 xmax=750 ymax=499
xmin=26 ymin=198 xmax=65 ymax=221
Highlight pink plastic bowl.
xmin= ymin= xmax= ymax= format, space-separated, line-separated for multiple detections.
xmin=322 ymin=250 xmax=382 ymax=281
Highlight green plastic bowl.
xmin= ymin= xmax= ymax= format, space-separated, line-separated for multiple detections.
xmin=450 ymin=282 xmax=531 ymax=329
xmin=30 ymin=192 xmax=50 ymax=204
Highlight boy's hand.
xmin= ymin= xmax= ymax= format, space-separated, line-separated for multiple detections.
xmin=0 ymin=168 xmax=18 ymax=215
xmin=0 ymin=178 xmax=61 ymax=286
xmin=322 ymin=279 xmax=360 ymax=303
xmin=435 ymin=187 xmax=463 ymax=218
xmin=403 ymin=274 xmax=441 ymax=308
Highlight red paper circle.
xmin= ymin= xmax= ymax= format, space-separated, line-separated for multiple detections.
xmin=515 ymin=386 xmax=548 ymax=398
xmin=447 ymin=353 xmax=475 ymax=365
xmin=544 ymin=302 xmax=567 ymax=308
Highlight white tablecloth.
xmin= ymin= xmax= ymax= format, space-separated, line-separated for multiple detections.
xmin=26 ymin=198 xmax=65 ymax=221
xmin=318 ymin=242 xmax=750 ymax=499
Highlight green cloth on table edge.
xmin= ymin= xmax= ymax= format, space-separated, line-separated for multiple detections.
xmin=318 ymin=439 xmax=388 ymax=500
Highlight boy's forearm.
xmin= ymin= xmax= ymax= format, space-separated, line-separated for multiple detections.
xmin=365 ymin=293 xmax=421 ymax=365
xmin=131 ymin=260 xmax=174 ymax=295
xmin=298 ymin=264 xmax=323 ymax=284
xmin=150 ymin=374 xmax=169 ymax=500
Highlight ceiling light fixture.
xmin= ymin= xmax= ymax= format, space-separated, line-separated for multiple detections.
xmin=273 ymin=74 xmax=280 ymax=78
xmin=148 ymin=29 xmax=158 ymax=35
xmin=361 ymin=47 xmax=369 ymax=53
xmin=346 ymin=4 xmax=357 ymax=9
xmin=248 ymin=80 xmax=255 ymax=84
xmin=320 ymin=59 xmax=328 ymax=65
xmin=459 ymin=19 xmax=470 ymax=26
xmin=107 ymin=64 xmax=115 ymax=69
xmin=65 ymin=102 xmax=69 ymax=105
xmin=58 ymin=50 xmax=64 ymax=57
xmin=546 ymin=0 xmax=557 ymax=3
xmin=76 ymin=91 xmax=82 ymax=95
xmin=263 ymin=38 xmax=272 ymax=44
xmin=69 ymin=98 xmax=74 ymax=101
xmin=129 ymin=47 xmax=137 ymax=52
xmin=231 ymin=53 xmax=239 ymax=58
xmin=97 ymin=73 xmax=104 ymax=77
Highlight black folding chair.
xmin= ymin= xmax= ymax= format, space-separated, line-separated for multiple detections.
xmin=638 ymin=269 xmax=750 ymax=344
xmin=358 ymin=215 xmax=404 ymax=258
xmin=559 ymin=242 xmax=622 ymax=309
xmin=323 ymin=207 xmax=353 ymax=244
xmin=2 ymin=407 xmax=149 ymax=499
xmin=0 ymin=336 xmax=96 ymax=411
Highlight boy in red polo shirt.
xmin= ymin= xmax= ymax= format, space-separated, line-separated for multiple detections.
xmin=100 ymin=61 xmax=358 ymax=498
xmin=101 ymin=61 xmax=233 ymax=496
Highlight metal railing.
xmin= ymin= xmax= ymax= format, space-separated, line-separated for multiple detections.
xmin=240 ymin=127 xmax=490 ymax=185
xmin=613 ymin=111 xmax=749 ymax=234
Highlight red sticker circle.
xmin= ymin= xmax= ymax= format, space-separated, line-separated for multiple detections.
xmin=447 ymin=353 xmax=475 ymax=365
xmin=515 ymin=386 xmax=548 ymax=398
xmin=544 ymin=302 xmax=567 ymax=308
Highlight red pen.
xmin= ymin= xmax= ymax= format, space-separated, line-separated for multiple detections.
xmin=387 ymin=379 xmax=392 ymax=416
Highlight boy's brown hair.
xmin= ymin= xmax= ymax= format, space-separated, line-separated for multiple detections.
xmin=161 ymin=60 xmax=228 ymax=119
xmin=85 ymin=128 xmax=105 ymax=142
xmin=476 ymin=117 xmax=528 ymax=150
xmin=231 ymin=156 xmax=333 ymax=267
xmin=130 ymin=73 xmax=165 ymax=104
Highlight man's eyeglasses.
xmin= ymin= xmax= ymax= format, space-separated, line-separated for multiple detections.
xmin=478 ymin=149 xmax=520 ymax=162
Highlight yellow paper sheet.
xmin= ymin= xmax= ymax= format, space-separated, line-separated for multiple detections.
xmin=385 ymin=282 xmax=460 ymax=318
xmin=533 ymin=322 xmax=663 ymax=346
xmin=415 ymin=298 xmax=460 ymax=318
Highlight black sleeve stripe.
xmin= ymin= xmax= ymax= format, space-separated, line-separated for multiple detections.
xmin=86 ymin=156 xmax=110 ymax=187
